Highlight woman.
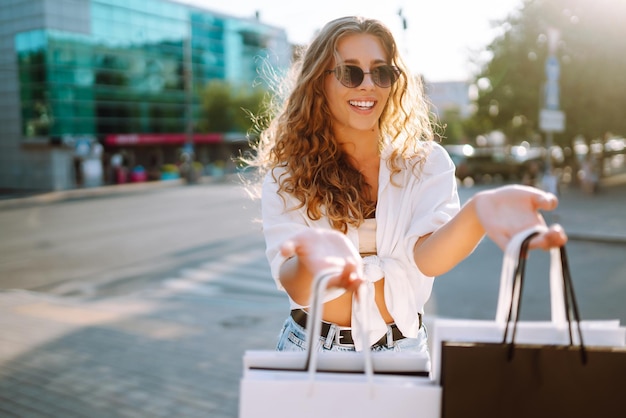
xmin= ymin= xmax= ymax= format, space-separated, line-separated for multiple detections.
xmin=246 ymin=16 xmax=566 ymax=353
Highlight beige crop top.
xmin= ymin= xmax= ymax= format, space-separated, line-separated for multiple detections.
xmin=358 ymin=218 xmax=377 ymax=256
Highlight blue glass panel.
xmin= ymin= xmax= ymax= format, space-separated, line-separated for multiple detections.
xmin=15 ymin=30 xmax=47 ymax=53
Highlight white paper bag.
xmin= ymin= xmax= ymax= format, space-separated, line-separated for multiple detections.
xmin=244 ymin=349 xmax=431 ymax=375
xmin=239 ymin=273 xmax=441 ymax=418
xmin=431 ymin=226 xmax=626 ymax=383
xmin=240 ymin=369 xmax=440 ymax=418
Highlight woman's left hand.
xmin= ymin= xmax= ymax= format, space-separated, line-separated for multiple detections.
xmin=473 ymin=185 xmax=568 ymax=251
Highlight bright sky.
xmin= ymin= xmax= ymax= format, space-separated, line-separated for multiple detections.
xmin=180 ymin=0 xmax=522 ymax=82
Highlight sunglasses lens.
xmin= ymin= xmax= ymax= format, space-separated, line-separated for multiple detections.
xmin=335 ymin=65 xmax=363 ymax=88
xmin=332 ymin=65 xmax=399 ymax=88
xmin=373 ymin=66 xmax=397 ymax=87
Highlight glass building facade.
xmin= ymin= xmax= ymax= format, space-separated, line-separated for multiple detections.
xmin=0 ymin=0 xmax=290 ymax=190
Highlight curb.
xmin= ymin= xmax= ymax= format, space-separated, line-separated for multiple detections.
xmin=600 ymin=172 xmax=626 ymax=188
xmin=0 ymin=174 xmax=239 ymax=210
xmin=0 ymin=179 xmax=182 ymax=210
xmin=566 ymin=232 xmax=626 ymax=245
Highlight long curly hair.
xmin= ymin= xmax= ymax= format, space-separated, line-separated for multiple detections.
xmin=245 ymin=16 xmax=436 ymax=233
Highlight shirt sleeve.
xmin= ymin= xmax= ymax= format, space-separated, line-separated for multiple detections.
xmin=261 ymin=170 xmax=310 ymax=289
xmin=404 ymin=143 xmax=461 ymax=257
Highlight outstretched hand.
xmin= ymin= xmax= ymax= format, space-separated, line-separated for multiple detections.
xmin=280 ymin=229 xmax=364 ymax=293
xmin=473 ymin=185 xmax=568 ymax=251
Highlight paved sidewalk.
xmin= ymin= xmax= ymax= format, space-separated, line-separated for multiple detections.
xmin=0 ymin=286 xmax=287 ymax=417
xmin=0 ymin=177 xmax=624 ymax=417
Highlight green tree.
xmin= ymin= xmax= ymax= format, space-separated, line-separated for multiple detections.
xmin=439 ymin=108 xmax=466 ymax=144
xmin=470 ymin=0 xmax=626 ymax=145
xmin=198 ymin=80 xmax=267 ymax=134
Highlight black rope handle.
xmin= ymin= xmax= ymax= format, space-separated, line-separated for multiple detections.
xmin=561 ymin=245 xmax=588 ymax=364
xmin=502 ymin=233 xmax=587 ymax=364
xmin=502 ymin=232 xmax=536 ymax=359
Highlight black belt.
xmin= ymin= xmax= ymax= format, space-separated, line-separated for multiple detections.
xmin=290 ymin=309 xmax=421 ymax=347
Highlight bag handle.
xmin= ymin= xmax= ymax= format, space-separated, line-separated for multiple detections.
xmin=502 ymin=231 xmax=587 ymax=364
xmin=495 ymin=226 xmax=567 ymax=326
xmin=304 ymin=270 xmax=374 ymax=385
xmin=559 ymin=245 xmax=587 ymax=363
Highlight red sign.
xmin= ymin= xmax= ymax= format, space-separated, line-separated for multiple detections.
xmin=104 ymin=133 xmax=224 ymax=145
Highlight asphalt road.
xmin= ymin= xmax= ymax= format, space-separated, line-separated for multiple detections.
xmin=1 ymin=180 xmax=624 ymax=324
xmin=0 ymin=182 xmax=263 ymax=295
xmin=1 ymin=179 xmax=625 ymax=417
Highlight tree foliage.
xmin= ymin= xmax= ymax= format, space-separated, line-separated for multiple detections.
xmin=197 ymin=80 xmax=267 ymax=134
xmin=470 ymin=0 xmax=626 ymax=145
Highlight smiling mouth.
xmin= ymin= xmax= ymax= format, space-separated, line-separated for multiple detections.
xmin=349 ymin=100 xmax=375 ymax=110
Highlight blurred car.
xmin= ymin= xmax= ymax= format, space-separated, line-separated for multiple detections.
xmin=443 ymin=144 xmax=475 ymax=181
xmin=444 ymin=144 xmax=544 ymax=183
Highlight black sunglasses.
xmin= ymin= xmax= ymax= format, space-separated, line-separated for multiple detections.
xmin=325 ymin=64 xmax=401 ymax=88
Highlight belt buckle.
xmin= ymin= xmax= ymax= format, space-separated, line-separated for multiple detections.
xmin=334 ymin=328 xmax=352 ymax=346
xmin=335 ymin=329 xmax=346 ymax=345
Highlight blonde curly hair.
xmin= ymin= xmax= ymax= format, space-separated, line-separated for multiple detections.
xmin=246 ymin=16 xmax=436 ymax=233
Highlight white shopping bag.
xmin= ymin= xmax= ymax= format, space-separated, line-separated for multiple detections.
xmin=240 ymin=369 xmax=440 ymax=418
xmin=240 ymin=274 xmax=441 ymax=418
xmin=431 ymin=226 xmax=626 ymax=383
xmin=243 ymin=349 xmax=431 ymax=375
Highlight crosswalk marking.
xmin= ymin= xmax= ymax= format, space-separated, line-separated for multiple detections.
xmin=155 ymin=244 xmax=279 ymax=300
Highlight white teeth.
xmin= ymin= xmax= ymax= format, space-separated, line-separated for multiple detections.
xmin=349 ymin=100 xmax=374 ymax=108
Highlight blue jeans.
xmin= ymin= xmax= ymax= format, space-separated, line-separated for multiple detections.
xmin=275 ymin=314 xmax=430 ymax=355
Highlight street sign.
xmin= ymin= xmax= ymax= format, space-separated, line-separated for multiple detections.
xmin=544 ymin=80 xmax=560 ymax=110
xmin=544 ymin=55 xmax=560 ymax=110
xmin=540 ymin=109 xmax=565 ymax=133
xmin=545 ymin=55 xmax=560 ymax=81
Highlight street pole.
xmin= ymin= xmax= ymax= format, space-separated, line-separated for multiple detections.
xmin=545 ymin=132 xmax=553 ymax=172
xmin=184 ymin=23 xmax=195 ymax=183
xmin=397 ymin=8 xmax=408 ymax=58
xmin=539 ymin=28 xmax=565 ymax=178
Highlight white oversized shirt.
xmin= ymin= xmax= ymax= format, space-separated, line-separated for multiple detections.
xmin=261 ymin=142 xmax=460 ymax=350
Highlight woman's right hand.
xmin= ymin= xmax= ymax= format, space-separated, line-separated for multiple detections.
xmin=280 ymin=229 xmax=364 ymax=293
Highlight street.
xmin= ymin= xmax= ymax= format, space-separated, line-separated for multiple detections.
xmin=0 ymin=179 xmax=625 ymax=417
xmin=1 ymin=180 xmax=625 ymax=321
xmin=0 ymin=182 xmax=265 ymax=296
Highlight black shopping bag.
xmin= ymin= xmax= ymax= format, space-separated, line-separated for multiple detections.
xmin=441 ymin=342 xmax=626 ymax=418
xmin=440 ymin=231 xmax=626 ymax=418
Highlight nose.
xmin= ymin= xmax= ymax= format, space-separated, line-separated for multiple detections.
xmin=359 ymin=72 xmax=376 ymax=89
